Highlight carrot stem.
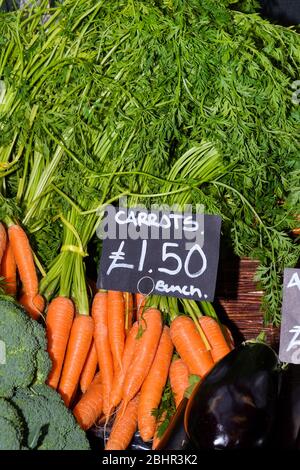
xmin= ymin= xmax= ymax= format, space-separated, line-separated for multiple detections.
xmin=200 ymin=301 xmax=219 ymax=321
xmin=182 ymin=300 xmax=211 ymax=351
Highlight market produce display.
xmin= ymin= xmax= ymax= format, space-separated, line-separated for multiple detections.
xmin=0 ymin=220 xmax=235 ymax=450
xmin=0 ymin=0 xmax=299 ymax=322
xmin=0 ymin=0 xmax=299 ymax=452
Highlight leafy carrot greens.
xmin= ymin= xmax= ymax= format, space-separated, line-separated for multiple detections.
xmin=0 ymin=0 xmax=299 ymax=323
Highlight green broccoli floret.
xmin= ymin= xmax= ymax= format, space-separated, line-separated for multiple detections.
xmin=0 ymin=299 xmax=51 ymax=397
xmin=11 ymin=385 xmax=90 ymax=450
xmin=0 ymin=417 xmax=21 ymax=450
xmin=0 ymin=399 xmax=23 ymax=450
xmin=0 ymin=397 xmax=23 ymax=425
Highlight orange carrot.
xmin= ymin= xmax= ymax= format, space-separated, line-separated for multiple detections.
xmin=8 ymin=224 xmax=38 ymax=296
xmin=110 ymin=321 xmax=139 ymax=408
xmin=8 ymin=223 xmax=42 ymax=318
xmin=107 ymin=290 xmax=125 ymax=371
xmin=58 ymin=315 xmax=94 ymax=407
xmin=170 ymin=316 xmax=214 ymax=377
xmin=169 ymin=358 xmax=190 ymax=408
xmin=92 ymin=292 xmax=114 ymax=418
xmin=122 ymin=308 xmax=162 ymax=406
xmin=73 ymin=372 xmax=102 ymax=430
xmin=80 ymin=342 xmax=98 ymax=394
xmin=123 ymin=292 xmax=134 ymax=334
xmin=19 ymin=293 xmax=45 ymax=320
xmin=105 ymin=394 xmax=139 ymax=450
xmin=152 ymin=411 xmax=167 ymax=450
xmin=198 ymin=316 xmax=231 ymax=362
xmin=221 ymin=324 xmax=235 ymax=350
xmin=135 ymin=293 xmax=146 ymax=320
xmin=46 ymin=296 xmax=75 ymax=389
xmin=1 ymin=242 xmax=17 ymax=295
xmin=138 ymin=326 xmax=173 ymax=441
xmin=0 ymin=222 xmax=7 ymax=266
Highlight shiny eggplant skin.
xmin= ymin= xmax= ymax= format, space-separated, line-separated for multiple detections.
xmin=157 ymin=398 xmax=194 ymax=450
xmin=185 ymin=342 xmax=279 ymax=449
xmin=276 ymin=364 xmax=300 ymax=449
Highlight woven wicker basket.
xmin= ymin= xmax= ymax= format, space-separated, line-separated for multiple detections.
xmin=215 ymin=256 xmax=279 ymax=350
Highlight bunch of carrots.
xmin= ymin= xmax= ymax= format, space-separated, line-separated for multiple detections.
xmin=0 ymin=220 xmax=234 ymax=450
xmin=59 ymin=291 xmax=233 ymax=450
xmin=0 ymin=220 xmax=44 ymax=318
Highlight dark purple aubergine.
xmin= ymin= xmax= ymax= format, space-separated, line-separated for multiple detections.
xmin=157 ymin=398 xmax=194 ymax=450
xmin=296 ymin=429 xmax=300 ymax=450
xmin=185 ymin=342 xmax=280 ymax=449
xmin=276 ymin=364 xmax=300 ymax=449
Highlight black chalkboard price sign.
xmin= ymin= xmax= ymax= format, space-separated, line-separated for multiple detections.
xmin=97 ymin=207 xmax=221 ymax=302
xmin=279 ymin=268 xmax=300 ymax=364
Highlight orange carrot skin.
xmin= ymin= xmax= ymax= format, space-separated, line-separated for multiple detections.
xmin=123 ymin=308 xmax=163 ymax=405
xmin=92 ymin=292 xmax=114 ymax=418
xmin=19 ymin=293 xmax=45 ymax=320
xmin=198 ymin=316 xmax=231 ymax=362
xmin=8 ymin=224 xmax=38 ymax=296
xmin=138 ymin=326 xmax=174 ymax=441
xmin=105 ymin=394 xmax=139 ymax=450
xmin=108 ymin=290 xmax=125 ymax=371
xmin=1 ymin=242 xmax=17 ymax=295
xmin=13 ymin=217 xmax=43 ymax=316
xmin=169 ymin=358 xmax=190 ymax=408
xmin=110 ymin=321 xmax=139 ymax=408
xmin=170 ymin=316 xmax=214 ymax=377
xmin=58 ymin=315 xmax=94 ymax=407
xmin=135 ymin=293 xmax=146 ymax=320
xmin=0 ymin=222 xmax=7 ymax=265
xmin=123 ymin=292 xmax=134 ymax=334
xmin=46 ymin=297 xmax=75 ymax=389
xmin=80 ymin=342 xmax=98 ymax=394
xmin=73 ymin=372 xmax=102 ymax=430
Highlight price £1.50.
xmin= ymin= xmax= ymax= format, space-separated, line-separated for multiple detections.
xmin=106 ymin=240 xmax=207 ymax=278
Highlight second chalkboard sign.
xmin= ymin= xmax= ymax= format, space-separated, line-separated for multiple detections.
xmin=97 ymin=207 xmax=221 ymax=302
xmin=279 ymin=269 xmax=300 ymax=364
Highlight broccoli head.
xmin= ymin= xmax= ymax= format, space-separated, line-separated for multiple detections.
xmin=0 ymin=398 xmax=23 ymax=450
xmin=11 ymin=385 xmax=90 ymax=450
xmin=0 ymin=299 xmax=51 ymax=398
